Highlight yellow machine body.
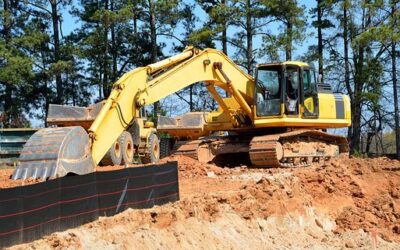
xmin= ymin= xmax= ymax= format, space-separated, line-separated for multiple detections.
xmin=13 ymin=47 xmax=351 ymax=180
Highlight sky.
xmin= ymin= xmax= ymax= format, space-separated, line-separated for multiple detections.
xmin=60 ymin=0 xmax=318 ymax=61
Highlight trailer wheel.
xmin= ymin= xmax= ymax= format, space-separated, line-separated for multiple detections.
xmin=100 ymin=140 xmax=122 ymax=166
xmin=142 ymin=133 xmax=160 ymax=164
xmin=119 ymin=131 xmax=134 ymax=165
xmin=160 ymin=137 xmax=172 ymax=158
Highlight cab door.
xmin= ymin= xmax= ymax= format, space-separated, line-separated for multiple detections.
xmin=301 ymin=68 xmax=319 ymax=118
xmin=254 ymin=66 xmax=283 ymax=117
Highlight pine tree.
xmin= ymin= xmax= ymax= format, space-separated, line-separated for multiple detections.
xmin=390 ymin=0 xmax=400 ymax=158
xmin=228 ymin=0 xmax=271 ymax=74
xmin=0 ymin=1 xmax=35 ymax=127
xmin=196 ymin=0 xmax=235 ymax=55
xmin=262 ymin=0 xmax=306 ymax=61
xmin=311 ymin=0 xmax=335 ymax=81
xmin=27 ymin=1 xmax=73 ymax=105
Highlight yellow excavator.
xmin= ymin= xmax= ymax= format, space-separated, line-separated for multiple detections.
xmin=12 ymin=47 xmax=351 ymax=180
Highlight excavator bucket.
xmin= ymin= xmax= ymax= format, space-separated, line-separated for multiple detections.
xmin=12 ymin=126 xmax=95 ymax=180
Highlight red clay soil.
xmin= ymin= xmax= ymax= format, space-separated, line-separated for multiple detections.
xmin=166 ymin=155 xmax=400 ymax=242
xmin=2 ymin=154 xmax=400 ymax=246
xmin=0 ymin=169 xmax=39 ymax=189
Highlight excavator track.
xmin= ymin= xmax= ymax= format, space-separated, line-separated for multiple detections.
xmin=171 ymin=130 xmax=349 ymax=168
xmin=249 ymin=130 xmax=349 ymax=168
xmin=248 ymin=136 xmax=282 ymax=167
xmin=172 ymin=136 xmax=250 ymax=163
xmin=172 ymin=140 xmax=202 ymax=160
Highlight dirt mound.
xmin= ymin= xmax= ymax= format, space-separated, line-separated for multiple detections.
xmin=4 ymin=155 xmax=400 ymax=249
xmin=322 ymin=157 xmax=400 ymax=242
xmin=170 ymin=155 xmax=400 ymax=242
xmin=160 ymin=154 xmax=229 ymax=178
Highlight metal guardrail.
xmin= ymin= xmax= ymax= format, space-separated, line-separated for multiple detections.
xmin=0 ymin=128 xmax=38 ymax=166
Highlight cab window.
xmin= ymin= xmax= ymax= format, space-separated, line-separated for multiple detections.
xmin=303 ymin=69 xmax=317 ymax=95
xmin=302 ymin=68 xmax=319 ymax=116
xmin=285 ymin=67 xmax=300 ymax=114
xmin=256 ymin=67 xmax=281 ymax=116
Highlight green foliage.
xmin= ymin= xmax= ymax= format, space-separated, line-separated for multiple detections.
xmin=258 ymin=0 xmax=307 ymax=61
xmin=0 ymin=0 xmax=398 ymax=156
xmin=263 ymin=1 xmax=306 ymax=35
xmin=195 ymin=0 xmax=236 ymax=51
xmin=0 ymin=3 xmax=39 ymax=127
xmin=0 ymin=45 xmax=33 ymax=85
xmin=188 ymin=27 xmax=216 ymax=48
xmin=352 ymin=150 xmax=369 ymax=158
xmin=360 ymin=58 xmax=383 ymax=106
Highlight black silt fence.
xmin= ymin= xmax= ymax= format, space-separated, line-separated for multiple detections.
xmin=0 ymin=162 xmax=179 ymax=248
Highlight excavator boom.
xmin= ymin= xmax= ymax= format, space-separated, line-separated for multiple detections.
xmin=88 ymin=48 xmax=254 ymax=165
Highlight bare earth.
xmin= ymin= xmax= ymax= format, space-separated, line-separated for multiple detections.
xmin=3 ymin=155 xmax=400 ymax=249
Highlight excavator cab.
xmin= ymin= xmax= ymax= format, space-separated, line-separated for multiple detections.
xmin=255 ymin=62 xmax=319 ymax=119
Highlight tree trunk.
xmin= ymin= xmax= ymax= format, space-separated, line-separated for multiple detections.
xmin=111 ymin=0 xmax=117 ymax=83
xmin=50 ymin=0 xmax=63 ymax=104
xmin=149 ymin=0 xmax=159 ymax=116
xmin=392 ymin=3 xmax=400 ymax=159
xmin=350 ymin=41 xmax=365 ymax=154
xmin=317 ymin=0 xmax=323 ymax=81
xmin=221 ymin=0 xmax=228 ymax=56
xmin=365 ymin=132 xmax=372 ymax=155
xmin=39 ymin=20 xmax=50 ymax=127
xmin=149 ymin=0 xmax=157 ymax=63
xmin=222 ymin=23 xmax=228 ymax=56
xmin=343 ymin=1 xmax=353 ymax=142
xmin=286 ymin=20 xmax=293 ymax=61
xmin=2 ymin=0 xmax=12 ymax=127
xmin=245 ymin=0 xmax=253 ymax=75
xmin=350 ymin=5 xmax=367 ymax=154
xmin=133 ymin=13 xmax=138 ymax=35
xmin=2 ymin=0 xmax=10 ymax=48
xmin=221 ymin=0 xmax=228 ymax=97
xmin=95 ymin=2 xmax=102 ymax=99
xmin=103 ymin=0 xmax=110 ymax=98
xmin=189 ymin=86 xmax=193 ymax=111
xmin=351 ymin=96 xmax=362 ymax=154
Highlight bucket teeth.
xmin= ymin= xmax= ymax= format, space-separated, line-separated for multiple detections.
xmin=12 ymin=126 xmax=95 ymax=180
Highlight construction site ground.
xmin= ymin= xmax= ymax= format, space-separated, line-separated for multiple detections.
xmin=2 ymin=155 xmax=400 ymax=249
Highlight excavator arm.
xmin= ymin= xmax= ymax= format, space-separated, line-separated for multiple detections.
xmin=88 ymin=47 xmax=254 ymax=165
xmin=12 ymin=47 xmax=255 ymax=180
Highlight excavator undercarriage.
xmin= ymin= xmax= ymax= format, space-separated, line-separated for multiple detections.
xmin=170 ymin=129 xmax=349 ymax=168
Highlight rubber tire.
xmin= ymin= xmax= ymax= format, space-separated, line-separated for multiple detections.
xmin=119 ymin=131 xmax=134 ymax=165
xmin=142 ymin=133 xmax=160 ymax=164
xmin=100 ymin=140 xmax=122 ymax=166
xmin=160 ymin=137 xmax=172 ymax=158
